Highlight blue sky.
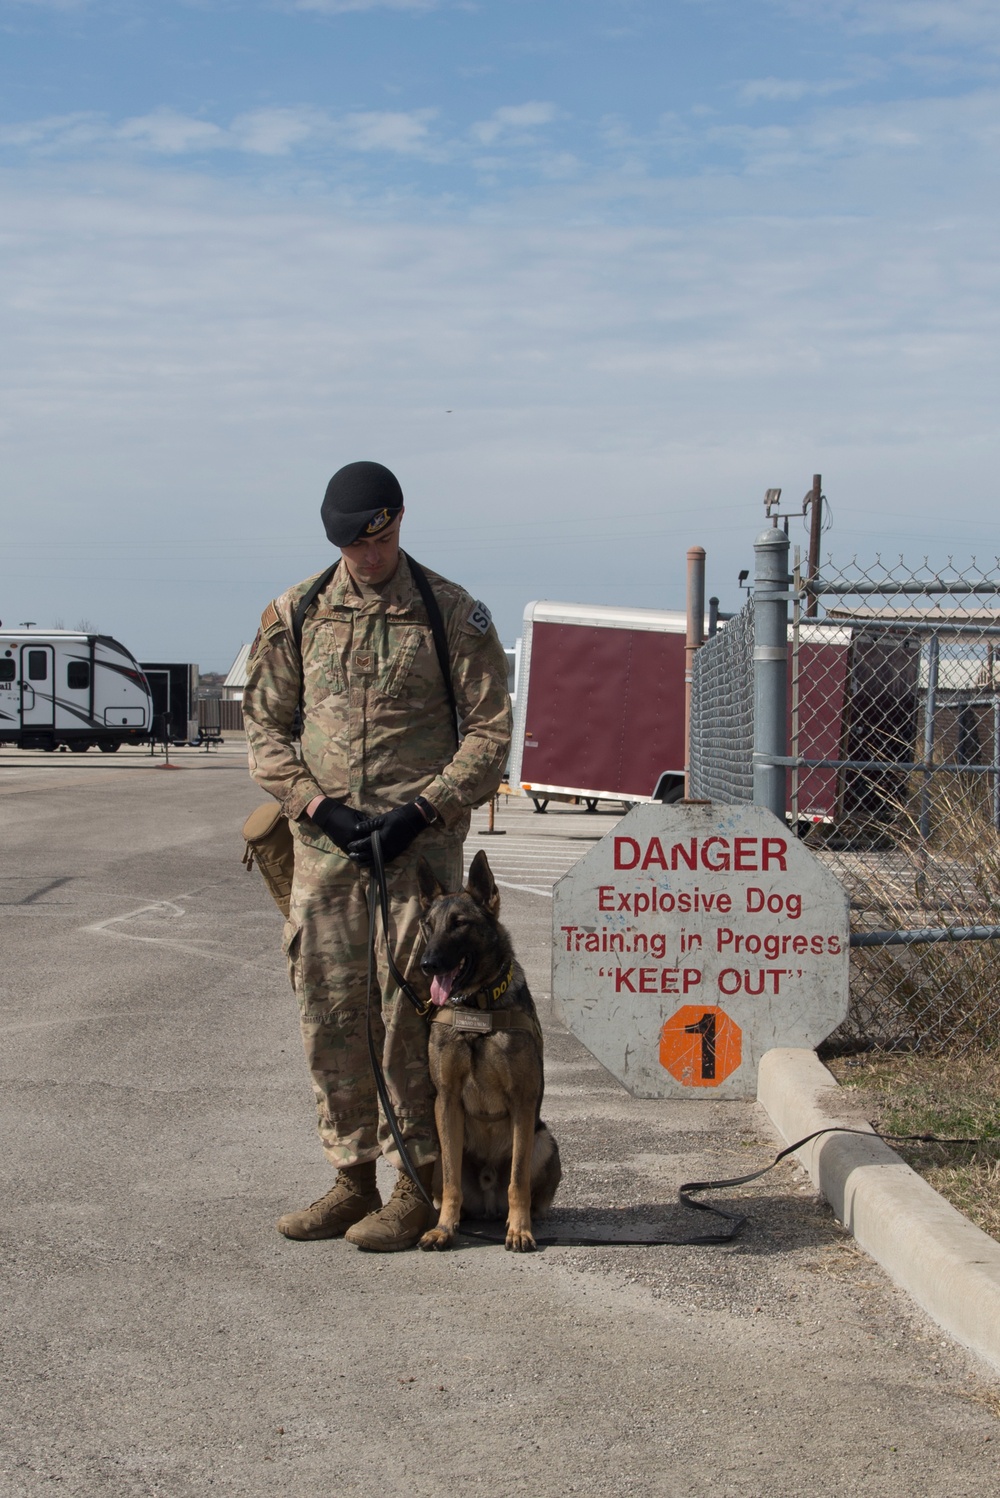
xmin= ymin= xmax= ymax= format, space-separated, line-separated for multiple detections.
xmin=2 ymin=0 xmax=999 ymax=667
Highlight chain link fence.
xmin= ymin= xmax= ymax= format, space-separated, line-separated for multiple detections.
xmin=795 ymin=555 xmax=1000 ymax=1055
xmin=690 ymin=547 xmax=1000 ymax=1055
xmin=689 ymin=596 xmax=754 ymax=806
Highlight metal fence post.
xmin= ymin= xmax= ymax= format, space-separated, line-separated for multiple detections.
xmin=994 ymin=699 xmax=1000 ymax=833
xmin=685 ymin=546 xmax=706 ymax=800
xmin=753 ymin=527 xmax=789 ymax=817
xmin=919 ymin=632 xmax=940 ymax=845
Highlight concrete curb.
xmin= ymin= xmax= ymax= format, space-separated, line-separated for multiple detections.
xmin=758 ymin=1047 xmax=1000 ymax=1372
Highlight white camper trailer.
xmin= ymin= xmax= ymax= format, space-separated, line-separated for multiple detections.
xmin=0 ymin=630 xmax=153 ymax=752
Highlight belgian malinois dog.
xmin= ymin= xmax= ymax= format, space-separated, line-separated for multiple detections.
xmin=416 ymin=850 xmax=561 ymax=1252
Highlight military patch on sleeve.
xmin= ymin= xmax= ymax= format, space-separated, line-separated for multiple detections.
xmin=248 ymin=601 xmax=286 ymax=663
xmin=467 ymin=601 xmax=492 ymax=635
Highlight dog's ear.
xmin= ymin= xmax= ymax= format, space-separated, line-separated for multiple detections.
xmin=466 ymin=849 xmax=500 ymax=917
xmin=416 ymin=857 xmax=446 ymax=910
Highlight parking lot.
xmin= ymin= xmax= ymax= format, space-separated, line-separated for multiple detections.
xmin=2 ymin=742 xmax=999 ymax=1496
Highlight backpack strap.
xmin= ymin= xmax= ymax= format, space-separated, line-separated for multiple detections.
xmin=290 ymin=554 xmax=460 ymax=747
xmin=403 ymin=551 xmax=460 ymax=748
xmin=292 ymin=562 xmax=339 ymax=653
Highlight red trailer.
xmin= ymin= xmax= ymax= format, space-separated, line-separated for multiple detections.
xmin=509 ymin=601 xmax=689 ymax=812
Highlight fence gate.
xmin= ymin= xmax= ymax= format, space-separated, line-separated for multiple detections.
xmin=690 ymin=540 xmax=1000 ymax=1055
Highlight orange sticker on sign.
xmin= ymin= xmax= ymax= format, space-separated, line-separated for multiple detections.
xmin=659 ymin=1004 xmax=742 ymax=1088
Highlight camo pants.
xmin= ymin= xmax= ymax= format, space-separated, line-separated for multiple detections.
xmin=283 ymin=824 xmax=464 ymax=1171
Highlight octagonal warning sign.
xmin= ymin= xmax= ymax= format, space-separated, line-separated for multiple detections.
xmin=552 ymin=802 xmax=849 ymax=1099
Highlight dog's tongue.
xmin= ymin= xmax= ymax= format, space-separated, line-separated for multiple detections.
xmin=430 ymin=965 xmax=463 ymax=1007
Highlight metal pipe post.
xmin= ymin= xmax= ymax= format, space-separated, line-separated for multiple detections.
xmin=994 ymin=699 xmax=1000 ymax=833
xmin=752 ymin=527 xmax=790 ymax=817
xmin=805 ymin=473 xmax=822 ymax=619
xmin=919 ymin=633 xmax=940 ymax=844
xmin=478 ymin=793 xmax=507 ymax=836
xmin=684 ymin=546 xmax=706 ymax=799
xmin=790 ymin=547 xmax=802 ymax=825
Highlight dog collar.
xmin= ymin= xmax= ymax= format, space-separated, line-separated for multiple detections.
xmin=454 ymin=959 xmax=515 ymax=1011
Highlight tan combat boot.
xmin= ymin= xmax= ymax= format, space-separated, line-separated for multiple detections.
xmin=276 ymin=1161 xmax=381 ymax=1240
xmin=344 ymin=1163 xmax=436 ymax=1252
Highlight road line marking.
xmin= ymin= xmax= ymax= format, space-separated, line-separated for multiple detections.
xmin=81 ymin=896 xmax=266 ymax=968
xmin=82 ymin=898 xmax=190 ymax=931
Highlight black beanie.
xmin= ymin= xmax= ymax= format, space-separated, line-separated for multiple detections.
xmin=321 ymin=461 xmax=404 ymax=547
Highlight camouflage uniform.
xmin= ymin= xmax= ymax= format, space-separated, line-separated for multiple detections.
xmin=243 ymin=553 xmax=512 ymax=1171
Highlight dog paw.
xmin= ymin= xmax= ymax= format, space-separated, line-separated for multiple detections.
xmin=504 ymin=1227 xmax=537 ymax=1253
xmin=419 ymin=1227 xmax=454 ymax=1251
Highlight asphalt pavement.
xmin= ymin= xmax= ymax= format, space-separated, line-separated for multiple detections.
xmin=2 ymin=742 xmax=999 ymax=1496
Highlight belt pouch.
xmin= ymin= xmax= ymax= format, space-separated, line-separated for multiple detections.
xmin=241 ymin=802 xmax=295 ymax=917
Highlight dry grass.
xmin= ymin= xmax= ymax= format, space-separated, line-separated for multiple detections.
xmin=830 ymin=773 xmax=1000 ymax=1051
xmin=829 ymin=1051 xmax=1000 ymax=1240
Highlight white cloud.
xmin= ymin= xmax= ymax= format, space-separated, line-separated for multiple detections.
xmin=739 ymin=75 xmax=870 ymax=104
xmin=0 ymin=105 xmax=440 ymax=160
xmin=118 ymin=111 xmax=224 ymax=155
xmin=859 ymin=0 xmax=1000 ymax=40
xmin=229 ymin=108 xmax=328 ymax=157
xmin=338 ymin=109 xmax=437 ymax=154
xmin=0 ymin=113 xmax=101 ymax=149
xmin=708 ymin=88 xmax=1000 ymax=171
xmin=741 ymin=79 xmax=819 ymax=103
xmin=778 ymin=0 xmax=1000 ymax=47
xmin=472 ymin=102 xmax=558 ymax=146
xmin=539 ymin=151 xmax=581 ymax=179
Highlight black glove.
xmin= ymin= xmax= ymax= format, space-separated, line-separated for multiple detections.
xmin=348 ymin=801 xmax=428 ymax=866
xmin=308 ymin=798 xmax=365 ymax=853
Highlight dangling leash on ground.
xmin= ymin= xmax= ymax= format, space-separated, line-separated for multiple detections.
xmin=364 ymin=831 xmax=989 ymax=1249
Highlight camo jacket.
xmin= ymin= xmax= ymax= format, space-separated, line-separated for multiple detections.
xmin=242 ymin=553 xmax=512 ymax=833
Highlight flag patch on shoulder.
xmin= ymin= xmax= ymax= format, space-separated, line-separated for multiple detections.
xmin=467 ymin=601 xmax=492 ymax=634
xmin=261 ymin=601 xmax=281 ymax=632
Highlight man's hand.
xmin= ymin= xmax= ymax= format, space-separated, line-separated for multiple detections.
xmin=348 ymin=801 xmax=429 ymax=866
xmin=308 ymin=798 xmax=365 ymax=853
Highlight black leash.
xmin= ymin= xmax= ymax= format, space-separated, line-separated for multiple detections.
xmin=362 ymin=840 xmax=992 ymax=1247
xmin=365 ymin=830 xmax=437 ymax=1212
xmin=444 ymin=1126 xmax=991 ymax=1250
xmin=667 ymin=1126 xmax=987 ymax=1248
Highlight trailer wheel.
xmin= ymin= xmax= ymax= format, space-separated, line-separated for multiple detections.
xmin=658 ymin=783 xmax=685 ymax=805
xmin=69 ymin=743 xmax=90 ymax=753
xmin=98 ymin=742 xmax=121 ymax=754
